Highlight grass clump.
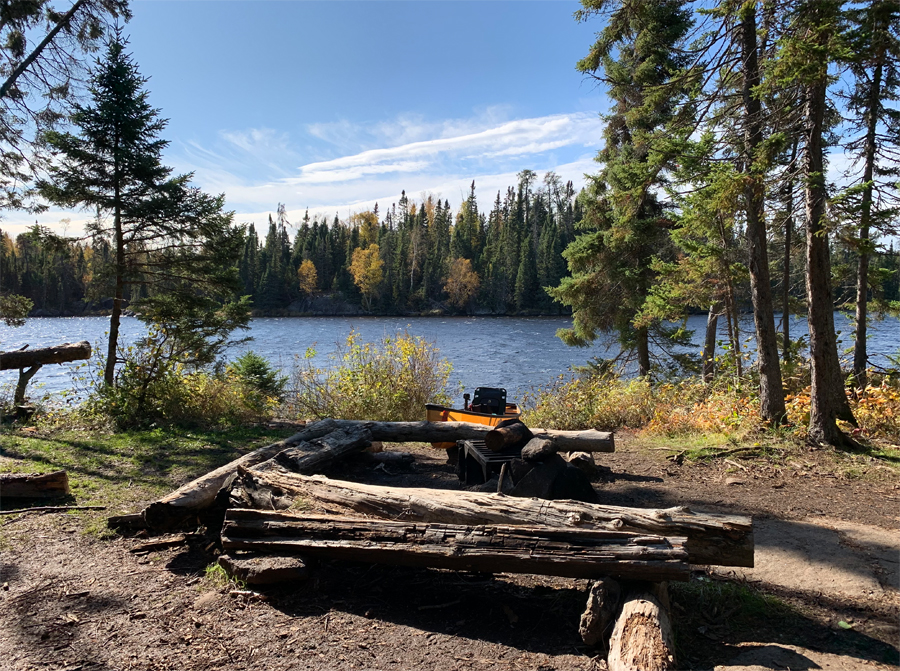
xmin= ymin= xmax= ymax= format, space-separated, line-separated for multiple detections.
xmin=285 ymin=330 xmax=454 ymax=421
xmin=203 ymin=562 xmax=245 ymax=591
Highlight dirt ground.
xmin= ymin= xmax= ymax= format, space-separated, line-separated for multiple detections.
xmin=1 ymin=435 xmax=898 ymax=671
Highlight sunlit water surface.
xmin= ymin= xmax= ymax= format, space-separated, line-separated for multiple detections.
xmin=1 ymin=313 xmax=897 ymax=405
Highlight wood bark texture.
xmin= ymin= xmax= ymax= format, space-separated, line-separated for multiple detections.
xmin=579 ymin=578 xmax=622 ymax=647
xmin=607 ymin=583 xmax=676 ymax=671
xmin=243 ymin=471 xmax=753 ymax=567
xmin=325 ymin=420 xmax=615 ymax=452
xmin=139 ymin=419 xmax=338 ymax=530
xmin=0 ymin=470 xmax=70 ymax=498
xmin=0 ymin=341 xmax=91 ymax=370
xmin=254 ymin=427 xmax=373 ymax=473
xmin=484 ymin=421 xmax=534 ymax=452
xmin=221 ymin=509 xmax=690 ymax=582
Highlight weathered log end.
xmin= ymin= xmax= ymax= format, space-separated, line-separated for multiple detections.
xmin=579 ymin=577 xmax=622 ymax=648
xmin=0 ymin=470 xmax=70 ymax=498
xmin=0 ymin=341 xmax=91 ymax=371
xmin=218 ymin=553 xmax=309 ymax=586
xmin=608 ymin=583 xmax=676 ymax=671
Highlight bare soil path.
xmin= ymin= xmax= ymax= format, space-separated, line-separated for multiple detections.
xmin=1 ymin=437 xmax=897 ymax=671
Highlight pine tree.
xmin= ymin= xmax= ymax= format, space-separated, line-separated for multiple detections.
xmin=38 ymin=34 xmax=247 ymax=386
xmin=837 ymin=0 xmax=900 ymax=389
xmin=552 ymin=0 xmax=694 ymax=375
xmin=770 ymin=0 xmax=858 ymax=445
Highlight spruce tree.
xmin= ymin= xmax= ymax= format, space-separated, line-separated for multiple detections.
xmin=837 ymin=0 xmax=900 ymax=389
xmin=552 ymin=0 xmax=694 ymax=375
xmin=38 ymin=34 xmax=247 ymax=386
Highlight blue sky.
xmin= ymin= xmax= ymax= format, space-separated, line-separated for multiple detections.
xmin=6 ymin=0 xmax=608 ymax=235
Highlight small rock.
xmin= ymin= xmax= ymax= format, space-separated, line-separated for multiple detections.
xmin=565 ymin=452 xmax=598 ymax=478
xmin=725 ymin=477 xmax=745 ymax=486
xmin=366 ymin=441 xmax=384 ymax=453
xmin=521 ymin=438 xmax=556 ymax=462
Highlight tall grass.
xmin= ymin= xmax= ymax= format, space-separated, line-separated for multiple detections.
xmin=523 ymin=366 xmax=900 ymax=444
xmin=284 ymin=330 xmax=454 ymax=421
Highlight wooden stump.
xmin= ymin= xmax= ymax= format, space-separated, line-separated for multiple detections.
xmin=607 ymin=583 xmax=676 ymax=671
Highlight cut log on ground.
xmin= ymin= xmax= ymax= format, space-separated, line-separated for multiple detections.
xmin=244 ymin=471 xmax=753 ymax=567
xmin=254 ymin=426 xmax=373 ymax=473
xmin=325 ymin=420 xmax=614 ymax=452
xmin=484 ymin=420 xmax=533 ymax=453
xmin=221 ymin=509 xmax=690 ymax=582
xmin=607 ymin=582 xmax=676 ymax=671
xmin=139 ymin=419 xmax=336 ymax=531
xmin=0 ymin=471 xmax=70 ymax=498
xmin=0 ymin=341 xmax=91 ymax=370
xmin=580 ymin=577 xmax=622 ymax=648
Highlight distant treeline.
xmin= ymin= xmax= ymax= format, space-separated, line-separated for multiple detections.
xmin=0 ymin=170 xmax=898 ymax=317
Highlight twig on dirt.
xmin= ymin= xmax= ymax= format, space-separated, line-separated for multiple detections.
xmin=417 ymin=599 xmax=461 ymax=611
xmin=723 ymin=458 xmax=748 ymax=472
xmin=0 ymin=505 xmax=106 ymax=516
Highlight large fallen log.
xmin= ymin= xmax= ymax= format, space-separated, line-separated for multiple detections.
xmin=245 ymin=471 xmax=753 ymax=567
xmin=0 ymin=471 xmax=70 ymax=498
xmin=326 ymin=419 xmax=614 ymax=452
xmin=252 ymin=426 xmax=373 ymax=473
xmin=0 ymin=341 xmax=91 ymax=370
xmin=1 ymin=341 xmax=92 ymax=405
xmin=135 ymin=418 xmax=611 ymax=531
xmin=221 ymin=509 xmax=690 ymax=582
xmin=139 ymin=419 xmax=340 ymax=531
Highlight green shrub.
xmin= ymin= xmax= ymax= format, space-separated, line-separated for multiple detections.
xmin=227 ymin=351 xmax=287 ymax=398
xmin=285 ymin=330 xmax=454 ymax=421
xmin=79 ymin=336 xmax=278 ymax=430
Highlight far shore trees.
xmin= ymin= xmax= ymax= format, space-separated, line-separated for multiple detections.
xmin=349 ymin=244 xmax=383 ymax=312
xmin=444 ymin=257 xmax=480 ymax=312
xmin=38 ymin=34 xmax=248 ymax=386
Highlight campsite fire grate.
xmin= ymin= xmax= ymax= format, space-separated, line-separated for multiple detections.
xmin=456 ymin=439 xmax=521 ymax=485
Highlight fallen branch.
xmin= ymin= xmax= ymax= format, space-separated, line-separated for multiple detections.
xmin=0 ymin=505 xmax=105 ymax=516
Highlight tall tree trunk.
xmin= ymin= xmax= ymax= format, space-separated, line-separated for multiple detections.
xmin=804 ymin=79 xmax=857 ymax=445
xmin=636 ymin=326 xmax=650 ymax=377
xmin=852 ymin=60 xmax=883 ymax=391
xmin=782 ymin=140 xmax=798 ymax=362
xmin=104 ymin=200 xmax=124 ymax=386
xmin=741 ymin=2 xmax=786 ymax=423
xmin=703 ymin=304 xmax=719 ymax=383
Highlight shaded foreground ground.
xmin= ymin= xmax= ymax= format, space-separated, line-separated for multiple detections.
xmin=1 ymin=428 xmax=898 ymax=670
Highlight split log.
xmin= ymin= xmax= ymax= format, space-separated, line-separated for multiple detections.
xmin=0 ymin=341 xmax=91 ymax=370
xmin=0 ymin=471 xmax=69 ymax=498
xmin=221 ymin=509 xmax=690 ymax=582
xmin=484 ymin=420 xmax=533 ymax=453
xmin=579 ymin=578 xmax=622 ymax=647
xmin=607 ymin=582 xmax=676 ymax=671
xmin=254 ymin=426 xmax=373 ymax=473
xmin=243 ymin=471 xmax=754 ymax=567
xmin=139 ymin=419 xmax=337 ymax=531
xmin=324 ymin=419 xmax=614 ymax=453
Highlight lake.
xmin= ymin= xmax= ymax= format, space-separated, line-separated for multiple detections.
xmin=1 ymin=313 xmax=897 ymax=405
